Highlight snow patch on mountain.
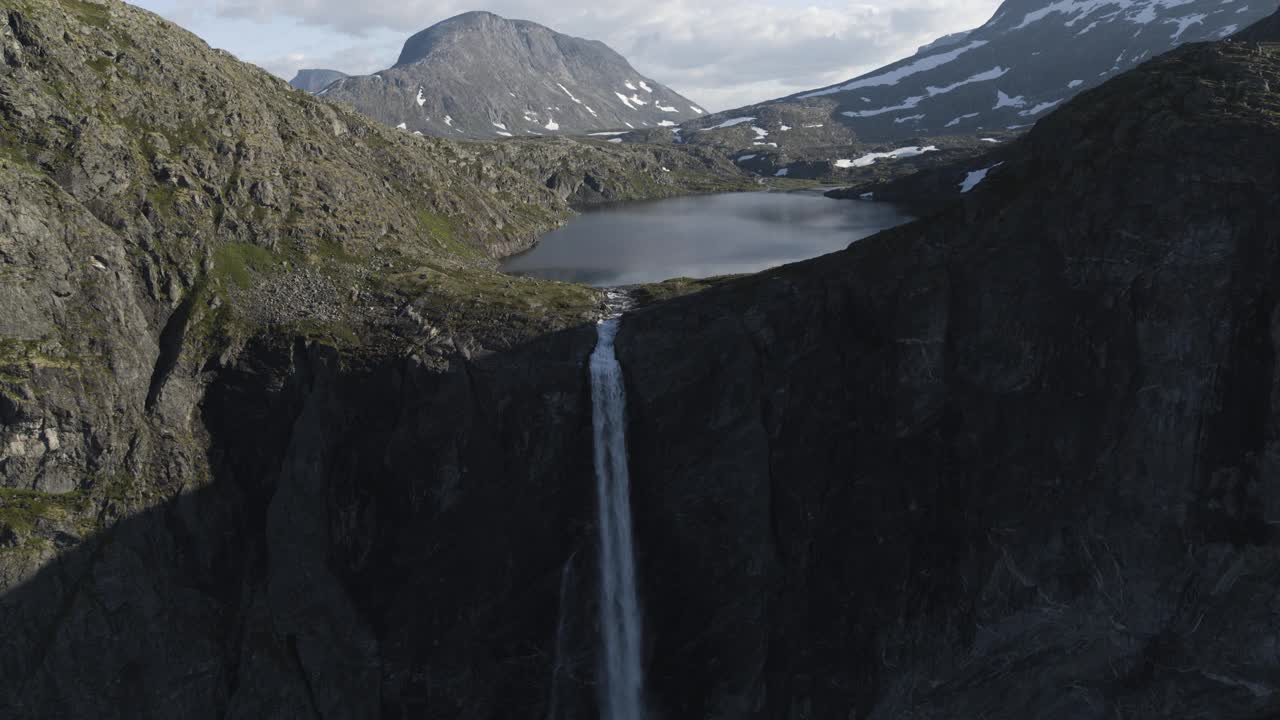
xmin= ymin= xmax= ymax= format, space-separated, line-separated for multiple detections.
xmin=557 ymin=83 xmax=582 ymax=104
xmin=801 ymin=41 xmax=989 ymax=98
xmin=946 ymin=112 xmax=981 ymax=127
xmin=994 ymin=90 xmax=1028 ymax=109
xmin=1168 ymin=12 xmax=1208 ymax=38
xmin=836 ymin=145 xmax=939 ymax=168
xmin=711 ymin=116 xmax=757 ymax=129
xmin=842 ymin=66 xmax=1010 ymax=118
xmin=960 ymin=162 xmax=1004 ymax=192
xmin=1014 ymin=0 xmax=1211 ymax=30
xmin=1019 ymin=99 xmax=1063 ymax=116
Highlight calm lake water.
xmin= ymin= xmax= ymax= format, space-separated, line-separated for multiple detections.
xmin=499 ymin=190 xmax=913 ymax=287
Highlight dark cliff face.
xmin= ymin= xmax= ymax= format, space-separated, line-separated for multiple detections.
xmin=615 ymin=35 xmax=1280 ymax=718
xmin=1 ymin=328 xmax=606 ymax=718
xmin=323 ymin=11 xmax=705 ymax=140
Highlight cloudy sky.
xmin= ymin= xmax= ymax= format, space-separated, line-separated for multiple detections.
xmin=130 ymin=0 xmax=1003 ymax=111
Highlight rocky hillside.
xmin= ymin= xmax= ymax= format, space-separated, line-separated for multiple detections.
xmin=0 ymin=0 xmax=746 ymax=615
xmin=321 ymin=11 xmax=706 ymax=140
xmin=4 ymin=0 xmax=1280 ymax=718
xmin=670 ymin=0 xmax=1275 ymax=168
xmin=288 ymin=68 xmax=346 ymax=93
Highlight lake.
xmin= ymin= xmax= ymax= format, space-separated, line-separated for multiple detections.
xmin=499 ymin=190 xmax=913 ymax=287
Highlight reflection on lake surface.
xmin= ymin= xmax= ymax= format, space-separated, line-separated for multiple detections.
xmin=499 ymin=190 xmax=912 ymax=287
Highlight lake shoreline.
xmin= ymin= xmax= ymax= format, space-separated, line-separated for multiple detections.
xmin=500 ymin=191 xmax=912 ymax=287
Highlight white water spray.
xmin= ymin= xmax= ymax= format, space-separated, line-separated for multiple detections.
xmin=591 ymin=303 xmax=645 ymax=720
xmin=547 ymin=553 xmax=577 ymax=720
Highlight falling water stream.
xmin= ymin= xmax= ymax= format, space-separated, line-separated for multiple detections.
xmin=590 ymin=292 xmax=645 ymax=720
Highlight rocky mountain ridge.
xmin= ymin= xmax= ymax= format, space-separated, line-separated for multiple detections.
xmin=0 ymin=0 xmax=747 ymax=574
xmin=321 ymin=11 xmax=706 ymax=140
xmin=667 ymin=0 xmax=1276 ymax=174
xmin=288 ymin=68 xmax=347 ymax=93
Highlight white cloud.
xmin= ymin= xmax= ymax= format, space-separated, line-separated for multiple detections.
xmin=134 ymin=0 xmax=1003 ymax=111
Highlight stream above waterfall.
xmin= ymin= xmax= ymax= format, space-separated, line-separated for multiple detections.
xmin=499 ymin=190 xmax=912 ymax=287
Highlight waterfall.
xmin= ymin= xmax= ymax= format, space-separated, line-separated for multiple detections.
xmin=590 ymin=309 xmax=645 ymax=720
xmin=547 ymin=553 xmax=577 ymax=720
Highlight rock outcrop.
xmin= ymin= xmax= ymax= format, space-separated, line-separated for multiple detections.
xmin=321 ymin=11 xmax=706 ymax=140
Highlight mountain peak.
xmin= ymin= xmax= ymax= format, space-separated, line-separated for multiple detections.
xmin=326 ymin=12 xmax=704 ymax=139
xmin=396 ymin=11 xmax=555 ymax=67
xmin=288 ymin=68 xmax=347 ymax=94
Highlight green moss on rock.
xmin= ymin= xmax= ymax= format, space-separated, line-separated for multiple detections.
xmin=0 ymin=487 xmax=89 ymax=537
xmin=212 ymin=242 xmax=280 ymax=290
xmin=58 ymin=0 xmax=110 ymax=29
xmin=630 ymin=276 xmax=744 ymax=305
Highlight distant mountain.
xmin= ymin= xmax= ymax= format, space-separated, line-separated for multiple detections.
xmin=321 ymin=11 xmax=705 ymax=139
xmin=680 ymin=0 xmax=1275 ymax=148
xmin=288 ymin=69 xmax=347 ymax=94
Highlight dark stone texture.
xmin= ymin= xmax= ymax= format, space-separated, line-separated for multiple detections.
xmin=615 ymin=34 xmax=1280 ymax=719
xmin=1 ymin=328 xmax=605 ymax=719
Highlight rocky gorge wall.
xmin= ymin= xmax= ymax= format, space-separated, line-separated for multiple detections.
xmin=2 ymin=323 xmax=612 ymax=719
xmin=615 ymin=37 xmax=1280 ymax=719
